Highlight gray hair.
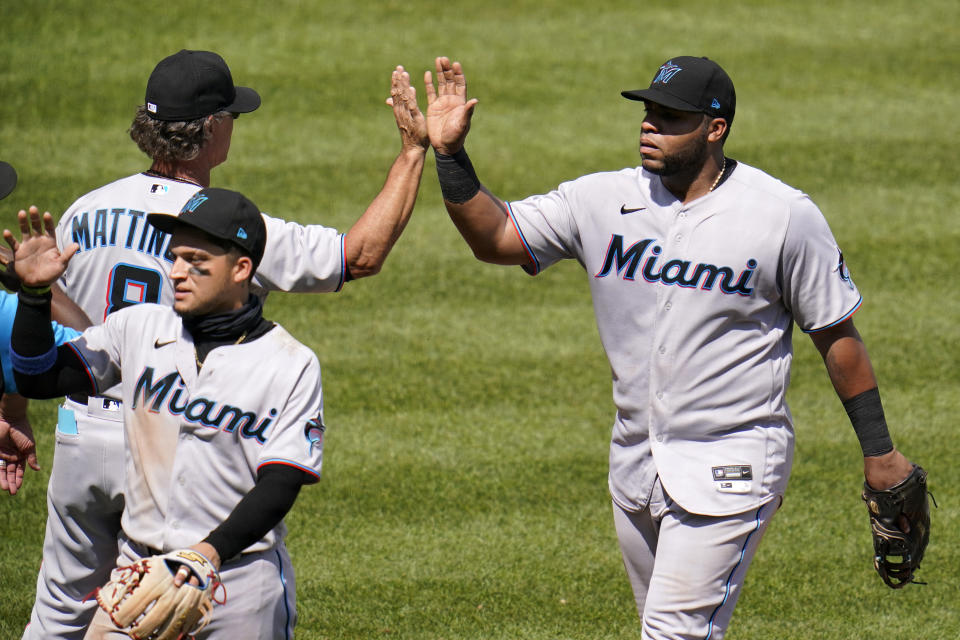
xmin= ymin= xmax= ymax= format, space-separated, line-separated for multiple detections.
xmin=128 ymin=106 xmax=232 ymax=163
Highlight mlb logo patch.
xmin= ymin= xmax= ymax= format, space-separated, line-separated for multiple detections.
xmin=712 ymin=464 xmax=753 ymax=494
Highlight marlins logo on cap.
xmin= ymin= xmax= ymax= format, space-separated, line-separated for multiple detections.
xmin=621 ymin=55 xmax=736 ymax=124
xmin=147 ymin=187 xmax=267 ymax=268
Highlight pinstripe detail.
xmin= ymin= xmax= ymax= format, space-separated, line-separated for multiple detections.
xmin=258 ymin=459 xmax=321 ymax=480
xmin=64 ymin=342 xmax=100 ymax=394
xmin=335 ymin=234 xmax=347 ymax=292
xmin=704 ymin=502 xmax=768 ymax=640
xmin=803 ymin=296 xmax=863 ymax=333
xmin=505 ymin=201 xmax=541 ymax=274
xmin=276 ymin=548 xmax=294 ymax=639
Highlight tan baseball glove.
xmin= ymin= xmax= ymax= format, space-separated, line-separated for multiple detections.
xmin=95 ymin=548 xmax=224 ymax=639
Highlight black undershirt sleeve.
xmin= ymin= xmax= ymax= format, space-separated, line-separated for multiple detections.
xmin=11 ymin=290 xmax=94 ymax=399
xmin=202 ymin=464 xmax=312 ymax=562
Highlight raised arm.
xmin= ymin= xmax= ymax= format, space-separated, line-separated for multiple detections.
xmin=342 ymin=66 xmax=429 ymax=279
xmin=5 ymin=208 xmax=92 ymax=399
xmin=808 ymin=319 xmax=915 ymax=489
xmin=425 ymin=56 xmax=529 ymax=266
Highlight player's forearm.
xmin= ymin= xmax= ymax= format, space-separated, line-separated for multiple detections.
xmin=436 ymin=148 xmax=529 ymax=265
xmin=343 ymin=146 xmax=426 ymax=279
xmin=444 ymin=187 xmax=529 ymax=266
xmin=11 ymin=289 xmax=93 ymax=399
xmin=50 ymin=282 xmax=92 ymax=331
xmin=202 ymin=465 xmax=308 ymax=562
xmin=810 ymin=320 xmax=878 ymax=401
xmin=0 ymin=392 xmax=28 ymax=423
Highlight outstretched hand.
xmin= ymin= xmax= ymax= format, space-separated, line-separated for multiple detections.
xmin=424 ymin=57 xmax=479 ymax=155
xmin=2 ymin=206 xmax=78 ymax=288
xmin=386 ymin=65 xmax=428 ymax=152
xmin=0 ymin=394 xmax=39 ymax=496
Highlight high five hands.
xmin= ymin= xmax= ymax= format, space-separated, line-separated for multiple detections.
xmin=3 ymin=206 xmax=79 ymax=289
xmin=386 ymin=65 xmax=428 ymax=152
xmin=424 ymin=57 xmax=478 ymax=155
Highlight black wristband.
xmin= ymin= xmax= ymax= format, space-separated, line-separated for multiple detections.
xmin=17 ymin=287 xmax=53 ymax=307
xmin=843 ymin=387 xmax=894 ymax=457
xmin=435 ymin=148 xmax=481 ymax=204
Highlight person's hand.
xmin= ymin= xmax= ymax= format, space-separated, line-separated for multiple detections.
xmin=386 ymin=65 xmax=428 ymax=152
xmin=864 ymin=448 xmax=915 ymax=490
xmin=0 ymin=243 xmax=21 ymax=292
xmin=3 ymin=206 xmax=78 ymax=288
xmin=173 ymin=542 xmax=222 ymax=587
xmin=424 ymin=57 xmax=479 ymax=155
xmin=0 ymin=394 xmax=39 ymax=496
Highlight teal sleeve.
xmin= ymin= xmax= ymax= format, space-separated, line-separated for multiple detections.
xmin=1 ymin=288 xmax=80 ymax=394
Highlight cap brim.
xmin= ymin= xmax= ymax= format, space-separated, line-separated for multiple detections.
xmin=148 ymin=211 xmax=234 ymax=245
xmin=147 ymin=212 xmax=186 ymax=234
xmin=0 ymin=161 xmax=18 ymax=201
xmin=621 ymin=88 xmax=702 ymax=112
xmin=225 ymin=86 xmax=261 ymax=114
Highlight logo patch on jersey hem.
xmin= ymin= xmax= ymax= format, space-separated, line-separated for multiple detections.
xmin=712 ymin=465 xmax=752 ymax=494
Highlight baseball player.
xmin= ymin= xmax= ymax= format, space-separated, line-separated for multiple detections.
xmin=21 ymin=50 xmax=427 ymax=639
xmin=422 ymin=55 xmax=923 ymax=638
xmin=0 ymin=164 xmax=88 ymax=495
xmin=8 ymin=188 xmax=326 ymax=639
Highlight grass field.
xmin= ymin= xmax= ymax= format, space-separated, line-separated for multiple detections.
xmin=2 ymin=1 xmax=958 ymax=638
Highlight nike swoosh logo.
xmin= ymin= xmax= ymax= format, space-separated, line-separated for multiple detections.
xmin=154 ymin=338 xmax=176 ymax=349
xmin=620 ymin=205 xmax=647 ymax=215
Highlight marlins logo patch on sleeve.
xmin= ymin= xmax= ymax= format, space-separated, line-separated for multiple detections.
xmin=304 ymin=416 xmax=325 ymax=454
xmin=834 ymin=248 xmax=855 ymax=290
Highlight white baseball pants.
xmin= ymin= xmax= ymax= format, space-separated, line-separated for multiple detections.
xmin=613 ymin=478 xmax=780 ymax=640
xmin=22 ymin=398 xmax=125 ymax=640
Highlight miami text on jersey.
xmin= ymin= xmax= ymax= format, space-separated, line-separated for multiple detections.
xmin=133 ymin=367 xmax=276 ymax=443
xmin=594 ymin=234 xmax=757 ymax=296
xmin=71 ymin=208 xmax=173 ymax=262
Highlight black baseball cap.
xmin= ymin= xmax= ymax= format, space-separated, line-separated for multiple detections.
xmin=149 ymin=188 xmax=266 ymax=269
xmin=144 ymin=50 xmax=261 ymax=121
xmin=0 ymin=160 xmax=17 ymax=200
xmin=622 ymin=56 xmax=736 ymax=124
xmin=0 ymin=161 xmax=17 ymax=201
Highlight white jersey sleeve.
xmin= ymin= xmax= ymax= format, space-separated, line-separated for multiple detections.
xmin=507 ymin=170 xmax=646 ymax=275
xmin=779 ymin=196 xmax=862 ymax=332
xmin=255 ymin=338 xmax=326 ymax=481
xmin=62 ymin=313 xmax=127 ymax=395
xmin=255 ymin=214 xmax=345 ymax=293
xmin=54 ymin=174 xmax=349 ymax=324
xmin=505 ymin=178 xmax=588 ymax=274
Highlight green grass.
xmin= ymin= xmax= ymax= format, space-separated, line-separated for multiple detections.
xmin=2 ymin=1 xmax=959 ymax=638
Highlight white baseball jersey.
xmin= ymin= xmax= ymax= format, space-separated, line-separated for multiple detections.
xmin=56 ymin=172 xmax=346 ymax=325
xmin=506 ymin=161 xmax=861 ymax=516
xmin=66 ymin=303 xmax=325 ymax=553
